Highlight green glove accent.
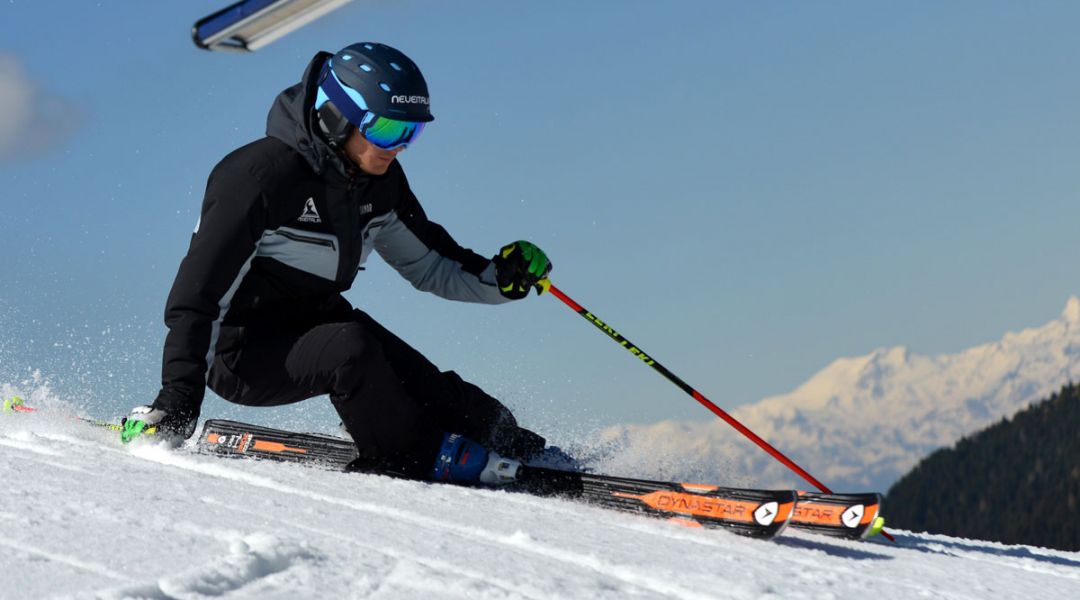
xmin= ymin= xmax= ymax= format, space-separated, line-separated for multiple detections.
xmin=120 ymin=419 xmax=157 ymax=444
xmin=495 ymin=241 xmax=553 ymax=299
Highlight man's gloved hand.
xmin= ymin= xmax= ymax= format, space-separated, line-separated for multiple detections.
xmin=493 ymin=241 xmax=552 ymax=300
xmin=121 ymin=405 xmax=197 ymax=446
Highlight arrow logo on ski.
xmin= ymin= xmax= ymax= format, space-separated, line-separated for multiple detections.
xmin=841 ymin=505 xmax=865 ymax=528
xmin=754 ymin=502 xmax=779 ymax=526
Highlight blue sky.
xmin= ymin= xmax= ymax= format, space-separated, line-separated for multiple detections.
xmin=1 ymin=1 xmax=1078 ymax=437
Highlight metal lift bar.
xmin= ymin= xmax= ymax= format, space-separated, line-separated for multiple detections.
xmin=193 ymin=0 xmax=353 ymax=52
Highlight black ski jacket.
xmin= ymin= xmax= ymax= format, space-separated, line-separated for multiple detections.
xmin=153 ymin=52 xmax=509 ymax=417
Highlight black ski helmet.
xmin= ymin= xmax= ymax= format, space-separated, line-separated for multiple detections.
xmin=316 ymin=42 xmax=433 ymax=146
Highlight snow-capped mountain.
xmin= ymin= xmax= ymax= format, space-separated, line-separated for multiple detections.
xmin=592 ymin=297 xmax=1080 ymax=493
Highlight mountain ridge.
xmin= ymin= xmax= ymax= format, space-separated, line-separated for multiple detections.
xmin=591 ymin=297 xmax=1080 ymax=492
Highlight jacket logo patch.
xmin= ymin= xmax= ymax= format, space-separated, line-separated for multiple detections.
xmin=298 ymin=197 xmax=322 ymax=223
xmin=359 ymin=203 xmax=373 ymax=215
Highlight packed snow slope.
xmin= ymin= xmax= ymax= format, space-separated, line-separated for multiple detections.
xmin=2 ymin=413 xmax=1079 ymax=599
xmin=597 ymin=297 xmax=1080 ymax=492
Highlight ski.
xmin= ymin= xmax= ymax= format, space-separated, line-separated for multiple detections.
xmin=792 ymin=490 xmax=885 ymax=540
xmin=198 ymin=419 xmax=793 ymax=538
xmin=513 ymin=466 xmax=794 ymax=538
xmin=199 ymin=418 xmax=358 ymax=467
xmin=197 ymin=419 xmax=883 ymax=540
xmin=3 ymin=405 xmax=884 ymax=541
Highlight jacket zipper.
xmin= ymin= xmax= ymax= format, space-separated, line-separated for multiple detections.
xmin=275 ymin=230 xmax=336 ymax=251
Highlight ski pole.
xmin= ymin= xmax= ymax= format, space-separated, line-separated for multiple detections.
xmin=2 ymin=396 xmax=133 ymax=433
xmin=542 ymin=281 xmax=895 ymax=541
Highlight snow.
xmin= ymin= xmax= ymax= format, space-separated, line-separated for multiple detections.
xmin=596 ymin=297 xmax=1080 ymax=493
xmin=2 ymin=412 xmax=1078 ymax=599
xmin=1064 ymin=296 xmax=1080 ymax=324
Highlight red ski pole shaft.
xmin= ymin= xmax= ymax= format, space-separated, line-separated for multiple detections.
xmin=545 ymin=284 xmax=832 ymax=491
xmin=544 ymin=282 xmax=895 ymax=541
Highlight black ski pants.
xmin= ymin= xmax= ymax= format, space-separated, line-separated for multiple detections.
xmin=208 ymin=309 xmax=543 ymax=478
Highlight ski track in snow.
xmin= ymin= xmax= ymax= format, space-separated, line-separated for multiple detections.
xmin=0 ymin=434 xmax=67 ymax=456
xmin=1 ymin=418 xmax=1079 ymax=599
xmin=129 ymin=444 xmax=713 ymax=599
xmin=199 ymin=497 xmax=550 ymax=600
xmin=96 ymin=533 xmax=320 ymax=600
xmin=0 ymin=538 xmax=126 ymax=582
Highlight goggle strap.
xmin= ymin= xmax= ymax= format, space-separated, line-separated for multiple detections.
xmin=318 ymin=62 xmax=369 ymax=129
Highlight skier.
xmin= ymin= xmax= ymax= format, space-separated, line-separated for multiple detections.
xmin=122 ymin=42 xmax=552 ymax=484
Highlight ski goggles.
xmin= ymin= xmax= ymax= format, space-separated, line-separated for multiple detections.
xmin=358 ymin=113 xmax=425 ymax=150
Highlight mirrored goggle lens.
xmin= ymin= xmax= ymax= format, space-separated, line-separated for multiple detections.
xmin=361 ymin=116 xmax=425 ymax=150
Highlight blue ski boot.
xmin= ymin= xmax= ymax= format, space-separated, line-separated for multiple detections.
xmin=432 ymin=433 xmax=521 ymax=485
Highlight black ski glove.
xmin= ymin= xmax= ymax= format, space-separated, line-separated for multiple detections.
xmin=493 ymin=241 xmax=552 ymax=300
xmin=121 ymin=405 xmax=197 ymax=446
